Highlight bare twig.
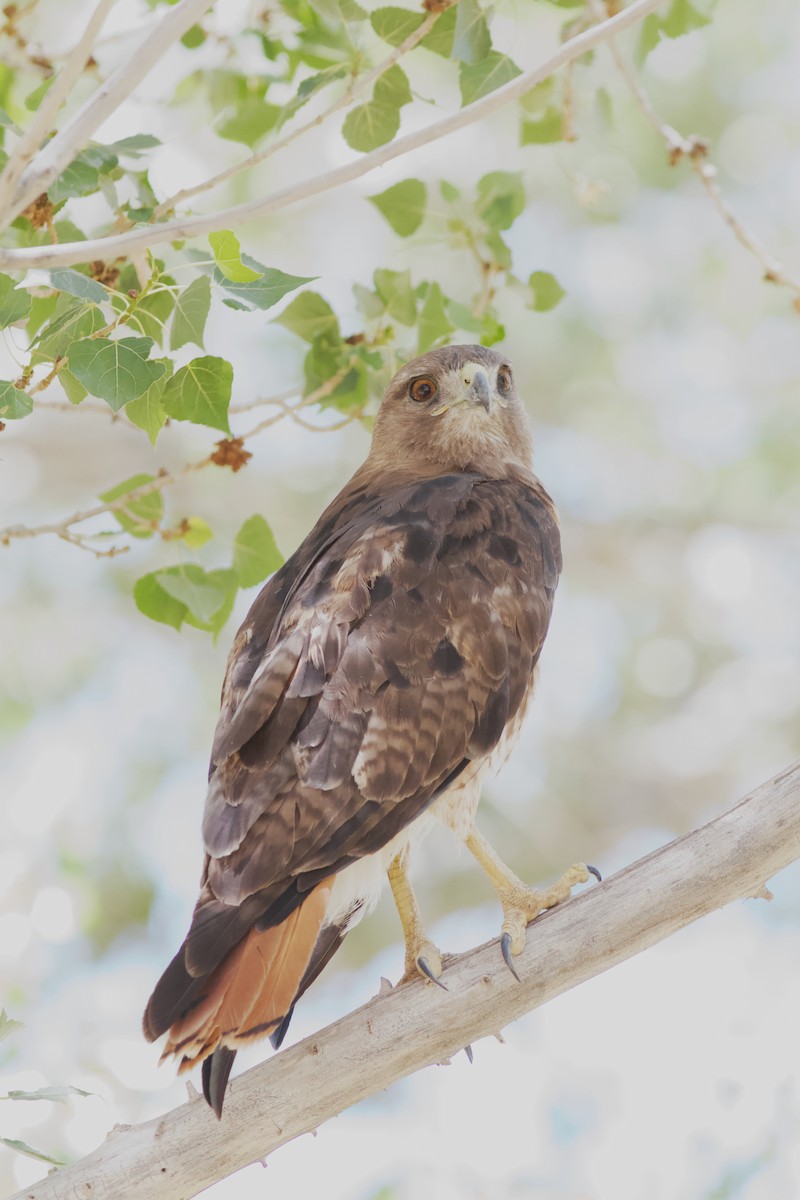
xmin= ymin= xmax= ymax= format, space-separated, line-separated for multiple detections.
xmin=0 ymin=363 xmax=355 ymax=554
xmin=0 ymin=0 xmax=115 ymax=220
xmin=0 ymin=0 xmax=216 ymax=227
xmin=593 ymin=0 xmax=800 ymax=300
xmin=10 ymin=759 xmax=800 ymax=1200
xmin=0 ymin=0 xmax=668 ymax=271
xmin=152 ymin=6 xmax=447 ymax=220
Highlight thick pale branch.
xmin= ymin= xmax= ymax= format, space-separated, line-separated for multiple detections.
xmin=0 ymin=0 xmax=215 ymax=226
xmin=151 ymin=5 xmax=446 ymax=219
xmin=0 ymin=0 xmax=667 ymax=271
xmin=12 ymin=759 xmax=800 ymax=1200
xmin=0 ymin=0 xmax=115 ymax=220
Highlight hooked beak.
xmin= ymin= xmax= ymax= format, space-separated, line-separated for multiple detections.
xmin=462 ymin=363 xmax=493 ymax=413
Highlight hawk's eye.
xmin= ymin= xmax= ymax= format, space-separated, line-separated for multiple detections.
xmin=497 ymin=366 xmax=512 ymax=393
xmin=409 ymin=377 xmax=437 ymax=403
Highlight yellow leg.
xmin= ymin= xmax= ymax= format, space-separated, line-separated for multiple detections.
xmin=388 ymin=851 xmax=445 ymax=988
xmin=465 ymin=827 xmax=598 ymax=976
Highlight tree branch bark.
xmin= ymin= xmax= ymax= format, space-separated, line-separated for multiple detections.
xmin=0 ymin=0 xmax=216 ymax=227
xmin=0 ymin=0 xmax=667 ymax=271
xmin=12 ymin=759 xmax=800 ymax=1200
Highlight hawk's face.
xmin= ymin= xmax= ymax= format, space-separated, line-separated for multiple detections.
xmin=370 ymin=345 xmax=533 ymax=478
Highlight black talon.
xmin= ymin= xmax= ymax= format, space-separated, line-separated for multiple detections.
xmin=587 ymin=864 xmax=602 ymax=883
xmin=418 ymin=957 xmax=448 ymax=990
xmin=464 ymin=1044 xmax=474 ymax=1064
xmin=500 ymin=932 xmax=521 ymax=982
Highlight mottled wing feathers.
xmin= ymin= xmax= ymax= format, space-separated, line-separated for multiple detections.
xmin=144 ymin=468 xmax=561 ymax=1054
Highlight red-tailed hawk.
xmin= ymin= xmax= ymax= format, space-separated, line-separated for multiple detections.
xmin=143 ymin=344 xmax=596 ymax=1116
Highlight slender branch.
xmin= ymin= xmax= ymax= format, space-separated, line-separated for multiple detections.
xmin=10 ymin=759 xmax=800 ymax=1200
xmin=0 ymin=364 xmax=354 ymax=554
xmin=594 ymin=0 xmax=800 ymax=299
xmin=0 ymin=0 xmax=668 ymax=271
xmin=0 ymin=0 xmax=216 ymax=227
xmin=0 ymin=0 xmax=115 ymax=221
xmin=152 ymin=6 xmax=447 ymax=220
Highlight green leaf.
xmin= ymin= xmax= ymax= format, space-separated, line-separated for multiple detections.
xmin=48 ymin=157 xmax=100 ymax=204
xmin=459 ymin=51 xmax=521 ymax=105
xmin=662 ymin=0 xmax=714 ymax=37
xmin=275 ymin=291 xmax=340 ymax=343
xmin=6 ymin=1085 xmax=91 ymax=1104
xmin=59 ymin=368 xmax=87 ymax=406
xmin=68 ymin=336 xmax=166 ymax=412
xmin=520 ymin=107 xmax=564 ymax=144
xmin=162 ymin=356 xmax=232 ymax=433
xmin=370 ymin=7 xmax=424 ymax=45
xmin=126 ymin=364 xmax=170 ymax=445
xmin=445 ymin=298 xmax=484 ymax=334
xmin=375 ymin=64 xmax=412 ymax=108
xmin=476 ymin=170 xmax=525 ymax=231
xmin=421 ymin=6 xmax=457 ymax=56
xmin=26 ymin=293 xmax=58 ymax=339
xmin=0 ymin=381 xmax=33 ymax=420
xmin=232 ymin=514 xmax=284 ymax=587
xmin=374 ymin=268 xmax=416 ymax=325
xmin=182 ymin=516 xmax=213 ymax=548
xmin=417 ymin=282 xmax=453 ymax=353
xmin=342 ymin=65 xmax=411 ymax=152
xmin=129 ymin=285 xmax=175 ymax=346
xmin=0 ymin=1010 xmax=23 ymax=1043
xmin=104 ymin=133 xmax=161 ymax=157
xmin=451 ymin=0 xmax=491 ymax=65
xmin=215 ymin=255 xmax=315 ymax=311
xmin=185 ymin=568 xmax=238 ymax=635
xmin=342 ymin=98 xmax=401 ymax=152
xmin=479 ymin=312 xmax=505 ymax=346
xmin=0 ymin=273 xmax=31 ymax=328
xmin=218 ymin=97 xmax=281 ymax=146
xmin=440 ymin=180 xmax=460 ymax=203
xmin=134 ymin=572 xmax=187 ymax=630
xmin=209 ymin=230 xmax=263 ymax=283
xmin=25 ymin=75 xmax=56 ymax=111
xmin=275 ymin=65 xmax=348 ymax=131
xmin=369 ymin=178 xmax=427 ymax=236
xmin=34 ymin=297 xmax=105 ymax=359
xmin=171 ymin=275 xmax=211 ymax=350
xmin=48 ymin=268 xmax=108 ymax=304
xmin=99 ymin=473 xmax=164 ymax=538
xmin=156 ymin=566 xmax=227 ymax=623
xmin=528 ymin=270 xmax=565 ymax=312
xmin=0 ymin=1137 xmax=65 ymax=1167
xmin=484 ymin=228 xmax=511 ymax=269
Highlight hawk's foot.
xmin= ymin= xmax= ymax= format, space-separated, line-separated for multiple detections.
xmin=465 ymin=828 xmax=600 ymax=980
xmin=388 ymin=851 xmax=447 ymax=990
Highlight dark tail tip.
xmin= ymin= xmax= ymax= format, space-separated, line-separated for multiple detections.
xmin=202 ymin=1046 xmax=237 ymax=1119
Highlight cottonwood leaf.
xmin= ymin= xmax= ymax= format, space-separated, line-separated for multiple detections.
xmin=520 ymin=108 xmax=564 ymax=144
xmin=374 ymin=268 xmax=416 ymax=325
xmin=215 ymin=255 xmax=315 ymax=311
xmin=275 ymin=292 xmax=340 ymax=343
xmin=417 ymin=282 xmax=453 ymax=352
xmin=134 ymin=572 xmax=187 ymax=630
xmin=0 ymin=273 xmax=31 ymax=327
xmin=342 ymin=99 xmax=401 ymax=151
xmin=476 ymin=171 xmax=525 ymax=231
xmin=0 ymin=1138 xmax=65 ymax=1166
xmin=67 ymin=337 xmax=166 ymax=411
xmin=370 ymin=7 xmax=425 ymax=45
xmin=98 ymin=473 xmax=164 ymax=538
xmin=276 ymin=66 xmax=348 ymax=131
xmin=369 ymin=179 xmax=427 ymax=236
xmin=48 ymin=157 xmax=100 ymax=204
xmin=451 ymin=0 xmax=491 ymax=65
xmin=48 ymin=268 xmax=108 ymax=304
xmin=0 ymin=382 xmax=33 ymax=420
xmin=459 ymin=51 xmax=521 ymax=105
xmin=182 ymin=516 xmax=213 ymax=549
xmin=34 ymin=298 xmax=105 ymax=360
xmin=233 ymin=515 xmax=284 ymax=587
xmin=528 ymin=270 xmax=565 ymax=312
xmin=209 ymin=231 xmax=262 ymax=283
xmin=6 ymin=1085 xmax=91 ymax=1104
xmin=126 ymin=362 xmax=172 ymax=446
xmin=162 ymin=356 xmax=232 ymax=433
xmin=0 ymin=1009 xmax=23 ymax=1043
xmin=171 ymin=275 xmax=211 ymax=350
xmin=156 ymin=566 xmax=228 ymax=624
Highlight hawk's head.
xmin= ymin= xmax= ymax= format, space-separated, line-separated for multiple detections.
xmin=369 ymin=345 xmax=533 ymax=479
